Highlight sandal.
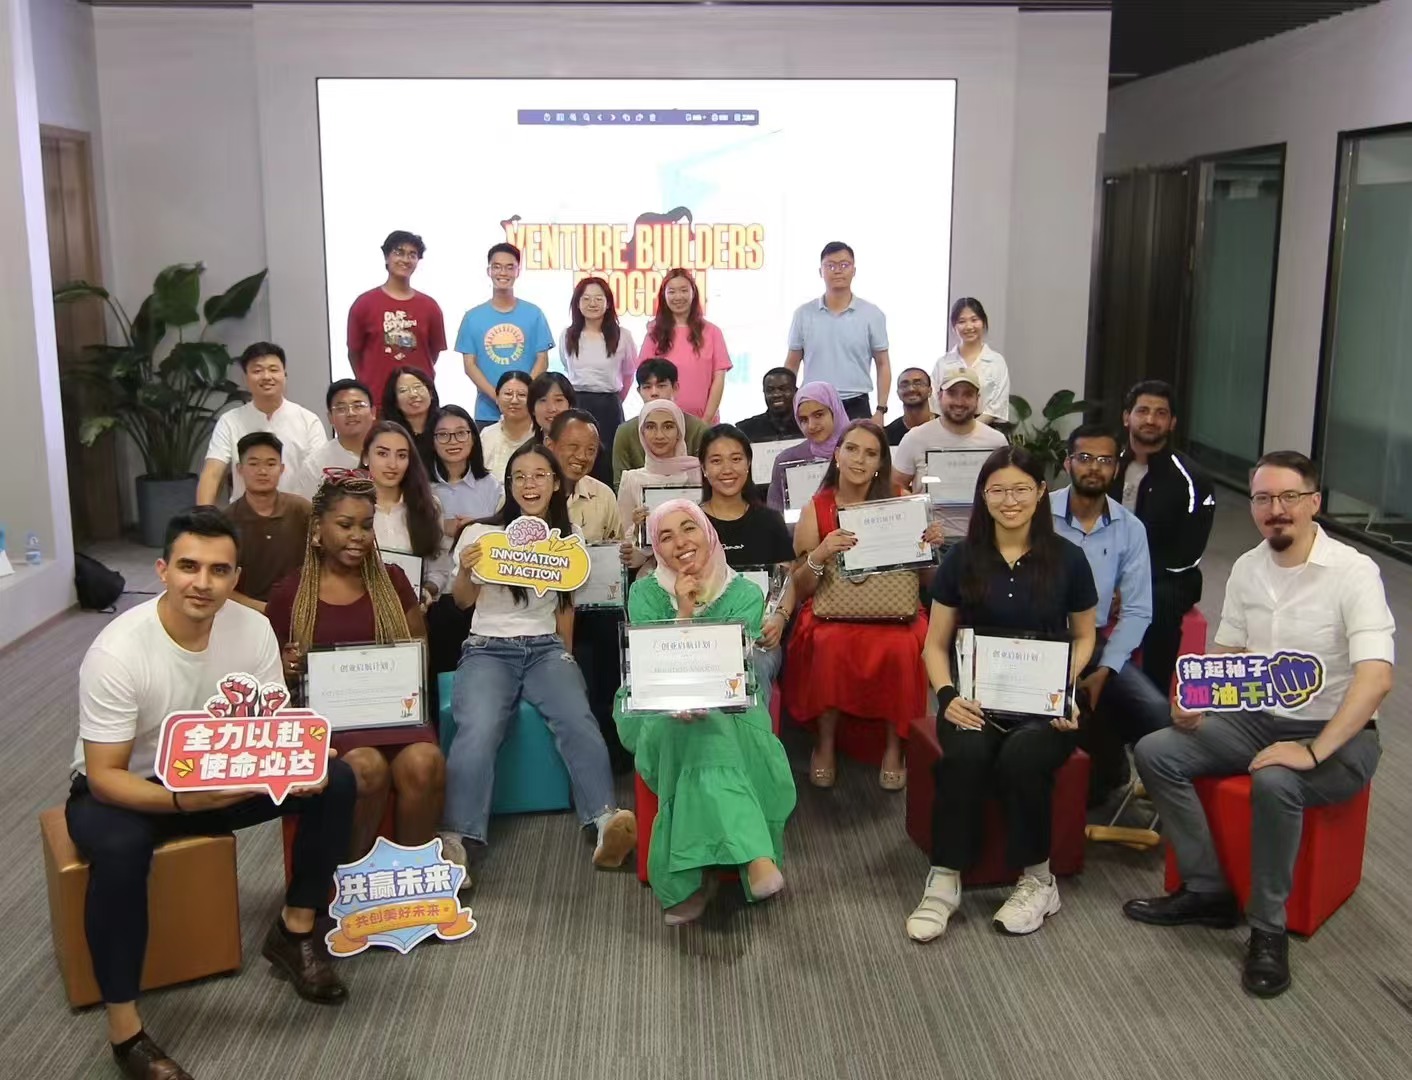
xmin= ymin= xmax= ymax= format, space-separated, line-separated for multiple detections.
xmin=809 ymin=747 xmax=836 ymax=788
xmin=879 ymin=768 xmax=906 ymax=792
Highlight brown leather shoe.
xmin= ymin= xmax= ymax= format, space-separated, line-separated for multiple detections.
xmin=113 ymin=1033 xmax=193 ymax=1079
xmin=260 ymin=919 xmax=348 ymax=1005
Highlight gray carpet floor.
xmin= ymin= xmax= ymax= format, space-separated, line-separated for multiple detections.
xmin=5 ymin=507 xmax=1412 ymax=1078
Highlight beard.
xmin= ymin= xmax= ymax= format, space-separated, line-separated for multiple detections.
xmin=1266 ymin=518 xmax=1295 ymax=551
xmin=1131 ymin=427 xmax=1166 ymax=448
xmin=1072 ymin=474 xmax=1110 ymax=496
xmin=943 ymin=407 xmax=975 ymax=425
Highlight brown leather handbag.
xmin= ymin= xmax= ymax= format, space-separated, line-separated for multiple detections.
xmin=812 ymin=561 xmax=919 ymax=622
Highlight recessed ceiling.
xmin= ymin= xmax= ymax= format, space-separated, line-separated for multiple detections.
xmin=82 ymin=0 xmax=1385 ymax=85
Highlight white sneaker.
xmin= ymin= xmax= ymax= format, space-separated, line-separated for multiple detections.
xmin=992 ymin=874 xmax=1061 ymax=935
xmin=438 ymin=832 xmax=473 ymax=893
xmin=906 ymin=868 xmax=961 ymax=943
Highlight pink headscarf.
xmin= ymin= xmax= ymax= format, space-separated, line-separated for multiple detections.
xmin=647 ymin=498 xmax=736 ymax=609
xmin=638 ymin=399 xmax=702 ymax=478
xmin=794 ymin=382 xmax=849 ymax=460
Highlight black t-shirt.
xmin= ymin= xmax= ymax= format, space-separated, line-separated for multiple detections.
xmin=737 ymin=411 xmax=802 ymax=443
xmin=707 ymin=504 xmax=794 ymax=568
xmin=930 ymin=536 xmax=1098 ymax=635
xmin=884 ymin=416 xmax=910 ymax=446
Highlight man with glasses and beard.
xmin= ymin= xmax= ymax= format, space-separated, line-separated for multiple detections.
xmin=1052 ymin=425 xmax=1170 ymax=798
xmin=884 ymin=368 xmax=936 ymax=447
xmin=1124 ymin=451 xmax=1393 ymax=999
xmin=1111 ymin=380 xmax=1216 ymax=696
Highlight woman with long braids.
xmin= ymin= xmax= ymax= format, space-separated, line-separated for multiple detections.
xmin=265 ymin=471 xmax=449 ymax=863
xmin=440 ymin=442 xmax=636 ymax=886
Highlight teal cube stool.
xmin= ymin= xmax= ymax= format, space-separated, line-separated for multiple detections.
xmin=438 ymin=672 xmax=573 ymax=815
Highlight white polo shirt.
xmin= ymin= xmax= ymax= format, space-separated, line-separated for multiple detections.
xmin=207 ymin=400 xmax=328 ymax=500
xmin=289 ymin=439 xmax=361 ymax=499
xmin=1214 ymin=526 xmax=1395 ymax=723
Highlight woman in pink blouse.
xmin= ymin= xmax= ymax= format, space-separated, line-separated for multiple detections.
xmin=644 ymin=268 xmax=731 ymax=422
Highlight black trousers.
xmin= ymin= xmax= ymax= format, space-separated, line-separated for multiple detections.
xmin=425 ymin=594 xmax=474 ymax=727
xmin=575 ymin=390 xmax=623 ymax=488
xmin=1139 ymin=569 xmax=1203 ymax=697
xmin=930 ymin=721 xmax=1074 ymax=870
xmin=65 ymin=761 xmax=356 ymax=1004
xmin=572 ymin=607 xmax=629 ymax=768
xmin=841 ymin=394 xmax=872 ymax=421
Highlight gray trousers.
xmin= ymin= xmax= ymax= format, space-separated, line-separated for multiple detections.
xmin=1134 ymin=712 xmax=1380 ymax=932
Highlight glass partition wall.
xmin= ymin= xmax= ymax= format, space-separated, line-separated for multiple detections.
xmin=1318 ymin=126 xmax=1412 ymax=553
xmin=1183 ymin=148 xmax=1284 ymax=480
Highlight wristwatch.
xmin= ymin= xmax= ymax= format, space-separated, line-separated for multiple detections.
xmin=875 ymin=404 xmax=888 ymax=414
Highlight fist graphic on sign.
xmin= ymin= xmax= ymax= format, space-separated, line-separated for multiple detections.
xmin=1268 ymin=652 xmax=1323 ymax=710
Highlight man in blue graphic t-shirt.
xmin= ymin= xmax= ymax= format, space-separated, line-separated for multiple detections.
xmin=456 ymin=243 xmax=554 ymax=423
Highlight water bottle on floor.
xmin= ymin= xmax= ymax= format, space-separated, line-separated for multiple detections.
xmin=25 ymin=532 xmax=41 ymax=566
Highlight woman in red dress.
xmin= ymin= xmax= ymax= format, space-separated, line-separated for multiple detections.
xmin=265 ymin=470 xmax=446 ymax=861
xmin=785 ymin=420 xmax=941 ymax=790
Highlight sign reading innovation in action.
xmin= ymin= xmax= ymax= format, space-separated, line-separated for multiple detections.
xmin=472 ymin=516 xmax=591 ymax=596
xmin=154 ymin=673 xmax=330 ymax=805
xmin=1175 ymin=651 xmax=1327 ymax=713
xmin=327 ymin=837 xmax=477 ymax=957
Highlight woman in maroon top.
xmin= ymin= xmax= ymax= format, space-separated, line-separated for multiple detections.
xmin=266 ymin=471 xmax=446 ymax=860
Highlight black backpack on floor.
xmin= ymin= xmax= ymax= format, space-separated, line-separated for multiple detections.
xmin=75 ymin=553 xmax=125 ymax=612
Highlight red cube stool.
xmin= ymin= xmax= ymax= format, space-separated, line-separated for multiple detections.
xmin=1162 ymin=775 xmax=1371 ymax=936
xmin=282 ymin=791 xmax=396 ymax=885
xmin=635 ymin=686 xmax=781 ymax=884
xmin=905 ymin=713 xmax=1089 ymax=886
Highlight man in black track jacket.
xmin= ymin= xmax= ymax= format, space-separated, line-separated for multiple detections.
xmin=1111 ymin=380 xmax=1216 ymax=695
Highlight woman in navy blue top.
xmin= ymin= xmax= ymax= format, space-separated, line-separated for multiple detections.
xmin=909 ymin=446 xmax=1097 ymax=944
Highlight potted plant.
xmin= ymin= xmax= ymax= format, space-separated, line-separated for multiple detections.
xmin=1008 ymin=389 xmax=1092 ymax=481
xmin=55 ymin=264 xmax=267 ymax=546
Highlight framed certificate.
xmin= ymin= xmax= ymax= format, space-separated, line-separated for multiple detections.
xmin=624 ymin=621 xmax=750 ymax=713
xmin=783 ymin=459 xmax=829 ymax=524
xmin=836 ymin=495 xmax=935 ymax=574
xmin=642 ymin=483 xmax=703 ymax=513
xmin=306 ymin=641 xmax=427 ymax=731
xmin=923 ymin=449 xmax=992 ymax=506
xmin=735 ymin=562 xmax=786 ymax=613
xmin=577 ymin=543 xmax=628 ymax=608
xmin=966 ymin=630 xmax=1073 ymax=721
xmin=751 ymin=438 xmax=805 ymax=485
xmin=379 ymin=547 xmax=423 ymax=586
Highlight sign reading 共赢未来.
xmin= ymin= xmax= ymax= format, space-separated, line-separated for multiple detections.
xmin=472 ymin=515 xmax=591 ymax=596
xmin=1175 ymin=651 xmax=1326 ymax=714
xmin=155 ymin=673 xmax=330 ymax=805
xmin=327 ymin=837 xmax=477 ymax=956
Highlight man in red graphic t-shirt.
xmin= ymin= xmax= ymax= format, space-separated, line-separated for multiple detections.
xmin=346 ymin=230 xmax=448 ymax=404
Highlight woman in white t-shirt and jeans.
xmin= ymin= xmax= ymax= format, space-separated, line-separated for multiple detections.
xmin=440 ymin=443 xmax=636 ymax=880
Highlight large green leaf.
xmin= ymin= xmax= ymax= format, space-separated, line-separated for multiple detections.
xmin=130 ymin=296 xmax=167 ymax=354
xmin=78 ymin=416 xmax=117 ymax=446
xmin=161 ymin=341 xmax=230 ymax=382
xmin=203 ymin=270 xmax=268 ymax=325
xmin=53 ymin=280 xmax=110 ymax=304
xmin=149 ymin=263 xmax=204 ymax=327
xmin=1009 ymin=394 xmax=1033 ymax=424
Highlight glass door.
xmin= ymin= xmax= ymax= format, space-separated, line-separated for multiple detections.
xmin=1318 ymin=126 xmax=1412 ymax=553
xmin=1183 ymin=148 xmax=1284 ymax=480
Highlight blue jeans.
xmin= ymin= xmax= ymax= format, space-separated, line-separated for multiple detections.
xmin=444 ymin=633 xmax=616 ymax=843
xmin=1103 ymin=662 xmax=1173 ymax=742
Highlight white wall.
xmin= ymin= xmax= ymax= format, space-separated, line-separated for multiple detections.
xmin=1106 ymin=0 xmax=1412 ymax=456
xmin=1 ymin=0 xmax=76 ymax=649
xmin=92 ymin=3 xmax=1109 ymax=425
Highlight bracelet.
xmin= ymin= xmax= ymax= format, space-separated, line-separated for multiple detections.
xmin=172 ymin=791 xmax=184 ymax=814
xmin=1307 ymin=744 xmax=1320 ymax=767
xmin=936 ymin=685 xmax=960 ymax=715
xmin=806 ymin=554 xmax=826 ymax=576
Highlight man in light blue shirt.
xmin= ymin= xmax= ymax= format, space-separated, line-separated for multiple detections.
xmin=456 ymin=243 xmax=553 ymax=424
xmin=1051 ymin=424 xmax=1172 ymax=794
xmin=783 ymin=241 xmax=891 ymax=426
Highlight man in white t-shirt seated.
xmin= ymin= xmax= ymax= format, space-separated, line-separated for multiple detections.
xmin=65 ymin=507 xmax=356 ymax=1080
xmin=290 ymin=378 xmax=377 ymax=498
xmin=196 ymin=342 xmax=328 ymax=505
xmin=1124 ymin=452 xmax=1393 ymax=1000
xmin=890 ymin=365 xmax=1009 ymax=492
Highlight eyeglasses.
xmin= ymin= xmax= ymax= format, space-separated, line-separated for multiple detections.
xmin=511 ymin=471 xmax=554 ymax=487
xmin=823 ymin=261 xmax=854 ymax=272
xmin=1250 ymin=490 xmax=1317 ymax=510
xmin=434 ymin=429 xmax=473 ymax=444
xmin=983 ymin=485 xmax=1038 ymax=503
xmin=489 ymin=262 xmax=519 ymax=273
xmin=330 ymin=402 xmax=371 ymax=416
xmin=396 ymin=385 xmax=427 ymax=397
xmin=388 ymin=248 xmax=421 ymax=260
xmin=500 ymin=391 xmax=528 ymax=403
xmin=1071 ymin=453 xmax=1117 ymax=467
xmin=897 ymin=377 xmax=930 ymax=390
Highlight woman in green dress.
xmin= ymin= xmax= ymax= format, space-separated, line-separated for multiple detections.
xmin=616 ymin=498 xmax=797 ymax=925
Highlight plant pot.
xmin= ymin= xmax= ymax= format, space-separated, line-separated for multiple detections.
xmin=135 ymin=474 xmax=199 ymax=548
